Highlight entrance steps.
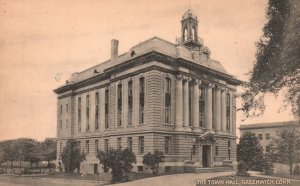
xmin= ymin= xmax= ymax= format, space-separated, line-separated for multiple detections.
xmin=195 ymin=166 xmax=233 ymax=173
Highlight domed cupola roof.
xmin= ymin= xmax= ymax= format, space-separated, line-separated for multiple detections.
xmin=182 ymin=9 xmax=197 ymax=20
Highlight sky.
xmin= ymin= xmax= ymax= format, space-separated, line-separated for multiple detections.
xmin=0 ymin=0 xmax=294 ymax=141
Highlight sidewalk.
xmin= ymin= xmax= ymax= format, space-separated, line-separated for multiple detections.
xmin=249 ymin=171 xmax=300 ymax=182
xmin=111 ymin=171 xmax=235 ymax=186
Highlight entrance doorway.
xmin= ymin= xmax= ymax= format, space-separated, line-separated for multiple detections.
xmin=202 ymin=145 xmax=211 ymax=167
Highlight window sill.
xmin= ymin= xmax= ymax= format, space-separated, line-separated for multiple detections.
xmin=163 ymin=123 xmax=173 ymax=126
xmin=127 ymin=125 xmax=134 ymax=128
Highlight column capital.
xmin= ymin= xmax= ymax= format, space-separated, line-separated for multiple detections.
xmin=208 ymin=83 xmax=214 ymax=88
xmin=220 ymin=86 xmax=227 ymax=91
xmin=183 ymin=76 xmax=191 ymax=82
xmin=176 ymin=74 xmax=184 ymax=81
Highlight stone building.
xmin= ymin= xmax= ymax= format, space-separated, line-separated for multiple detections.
xmin=239 ymin=121 xmax=299 ymax=153
xmin=54 ymin=9 xmax=241 ymax=174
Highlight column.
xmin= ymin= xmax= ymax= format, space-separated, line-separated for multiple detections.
xmin=199 ymin=144 xmax=203 ymax=167
xmin=215 ymin=86 xmax=221 ymax=132
xmin=206 ymin=83 xmax=213 ymax=130
xmin=123 ymin=79 xmax=129 ymax=128
xmin=193 ymin=80 xmax=200 ymax=128
xmin=183 ymin=78 xmax=189 ymax=127
xmin=221 ymin=88 xmax=226 ymax=131
xmin=229 ymin=92 xmax=233 ymax=133
xmin=176 ymin=75 xmax=183 ymax=127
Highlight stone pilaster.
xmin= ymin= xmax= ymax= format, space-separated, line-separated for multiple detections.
xmin=183 ymin=77 xmax=190 ymax=127
xmin=221 ymin=88 xmax=227 ymax=132
xmin=175 ymin=75 xmax=183 ymax=127
xmin=215 ymin=86 xmax=221 ymax=132
xmin=206 ymin=83 xmax=213 ymax=130
xmin=193 ymin=80 xmax=201 ymax=128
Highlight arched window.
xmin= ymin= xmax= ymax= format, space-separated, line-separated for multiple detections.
xmin=184 ymin=27 xmax=188 ymax=41
xmin=192 ymin=27 xmax=196 ymax=41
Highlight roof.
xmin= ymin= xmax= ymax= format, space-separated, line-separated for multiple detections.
xmin=239 ymin=121 xmax=300 ymax=130
xmin=63 ymin=36 xmax=231 ymax=86
xmin=182 ymin=9 xmax=197 ymax=20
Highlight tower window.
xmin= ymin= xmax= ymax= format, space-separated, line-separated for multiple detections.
xmin=165 ymin=77 xmax=171 ymax=124
xmin=184 ymin=27 xmax=188 ymax=41
xmin=117 ymin=84 xmax=122 ymax=127
xmin=139 ymin=77 xmax=145 ymax=124
xmin=128 ymin=80 xmax=133 ymax=125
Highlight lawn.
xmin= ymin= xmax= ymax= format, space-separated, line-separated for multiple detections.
xmin=38 ymin=171 xmax=167 ymax=183
xmin=272 ymin=173 xmax=300 ymax=180
xmin=200 ymin=175 xmax=298 ymax=186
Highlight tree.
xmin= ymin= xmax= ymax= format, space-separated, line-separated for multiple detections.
xmin=269 ymin=126 xmax=300 ymax=174
xmin=142 ymin=150 xmax=165 ymax=175
xmin=0 ymin=140 xmax=17 ymax=168
xmin=237 ymin=132 xmax=264 ymax=171
xmin=61 ymin=139 xmax=85 ymax=173
xmin=40 ymin=138 xmax=57 ymax=167
xmin=97 ymin=148 xmax=136 ymax=183
xmin=241 ymin=0 xmax=300 ymax=119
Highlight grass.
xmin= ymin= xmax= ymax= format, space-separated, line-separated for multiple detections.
xmin=202 ymin=175 xmax=298 ymax=186
xmin=272 ymin=173 xmax=300 ymax=180
xmin=38 ymin=171 xmax=171 ymax=183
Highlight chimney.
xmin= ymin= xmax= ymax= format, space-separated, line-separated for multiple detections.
xmin=111 ymin=39 xmax=119 ymax=60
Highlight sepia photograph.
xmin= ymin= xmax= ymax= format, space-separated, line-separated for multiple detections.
xmin=0 ymin=0 xmax=299 ymax=185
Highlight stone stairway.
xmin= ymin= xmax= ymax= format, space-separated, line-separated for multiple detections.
xmin=195 ymin=166 xmax=233 ymax=173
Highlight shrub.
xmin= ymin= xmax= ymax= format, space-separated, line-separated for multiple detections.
xmin=61 ymin=139 xmax=85 ymax=173
xmin=236 ymin=161 xmax=250 ymax=177
xmin=97 ymin=148 xmax=136 ymax=183
xmin=263 ymin=155 xmax=274 ymax=175
xmin=142 ymin=150 xmax=165 ymax=175
xmin=293 ymin=165 xmax=300 ymax=175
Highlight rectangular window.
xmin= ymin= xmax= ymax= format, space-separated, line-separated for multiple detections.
xmin=266 ymin=133 xmax=271 ymax=140
xmin=60 ymin=120 xmax=63 ymax=129
xmin=66 ymin=104 xmax=68 ymax=113
xmin=165 ymin=78 xmax=171 ymax=124
xmin=77 ymin=141 xmax=81 ymax=152
xmin=139 ymin=77 xmax=145 ymax=124
xmin=117 ymin=84 xmax=122 ymax=127
xmin=226 ymin=93 xmax=231 ymax=131
xmin=266 ymin=146 xmax=270 ymax=152
xmin=258 ymin=134 xmax=263 ymax=140
xmin=95 ymin=140 xmax=99 ymax=155
xmin=105 ymin=139 xmax=109 ymax=153
xmin=78 ymin=97 xmax=81 ymax=132
xmin=117 ymin=138 xmax=122 ymax=149
xmin=60 ymin=142 xmax=62 ymax=155
xmin=127 ymin=137 xmax=133 ymax=152
xmin=228 ymin=141 xmax=231 ymax=160
xmin=86 ymin=140 xmax=89 ymax=154
xmin=60 ymin=105 xmax=63 ymax=115
xmin=199 ymin=86 xmax=205 ymax=127
xmin=86 ymin=95 xmax=90 ymax=131
xmin=138 ymin=136 xmax=144 ymax=154
xmin=165 ymin=137 xmax=170 ymax=154
xmin=215 ymin=146 xmax=218 ymax=156
xmin=105 ymin=89 xmax=109 ymax=129
xmin=95 ymin=92 xmax=99 ymax=130
xmin=192 ymin=145 xmax=196 ymax=155
xmin=128 ymin=81 xmax=133 ymax=125
xmin=66 ymin=119 xmax=68 ymax=128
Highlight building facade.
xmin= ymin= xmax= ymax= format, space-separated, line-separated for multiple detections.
xmin=239 ymin=121 xmax=299 ymax=153
xmin=54 ymin=9 xmax=241 ymax=174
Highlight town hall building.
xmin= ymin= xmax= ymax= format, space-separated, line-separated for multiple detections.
xmin=54 ymin=9 xmax=241 ymax=174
